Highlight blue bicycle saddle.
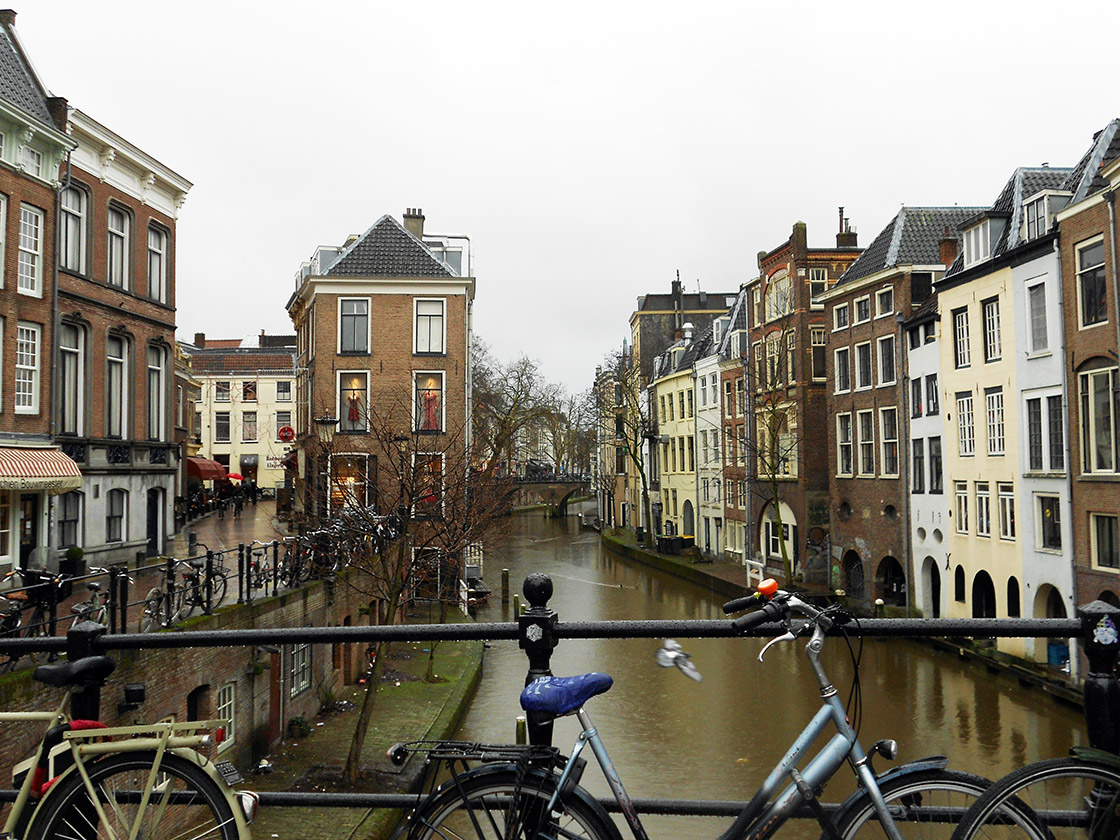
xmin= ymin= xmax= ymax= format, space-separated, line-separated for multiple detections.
xmin=520 ymin=672 xmax=613 ymax=716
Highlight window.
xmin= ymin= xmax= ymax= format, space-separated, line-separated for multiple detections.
xmin=1091 ymin=514 xmax=1119 ymax=570
xmin=20 ymin=145 xmax=41 ymax=177
xmin=242 ymin=381 xmax=257 ymax=402
xmin=1028 ymin=283 xmax=1048 ymax=353
xmin=215 ymin=412 xmax=230 ymax=442
xmin=107 ymin=206 xmax=130 ymax=290
xmin=276 ymin=380 xmax=292 ymax=401
xmin=876 ymin=287 xmax=894 ymax=317
xmin=857 ymin=410 xmax=875 ymax=476
xmin=415 ymin=299 xmax=445 ymax=354
xmin=17 ymin=204 xmax=43 ymax=294
xmin=764 ymin=273 xmax=791 ymax=321
xmin=1039 ymin=495 xmax=1061 ymax=551
xmin=929 ymin=437 xmax=943 ymax=493
xmin=678 ymin=391 xmax=685 ymax=419
xmin=216 ymin=683 xmax=235 ymax=750
xmin=148 ymin=225 xmax=168 ymax=303
xmin=415 ymin=453 xmax=443 ymax=516
xmin=985 ymin=387 xmax=1005 ymax=455
xmin=911 ymin=378 xmax=923 ymax=418
xmin=811 ymin=328 xmax=826 ymax=380
xmin=15 ymin=322 xmax=39 ymax=413
xmin=834 ymin=304 xmax=849 ymax=330
xmin=669 ymin=439 xmax=677 ymax=472
xmin=710 ymin=374 xmax=717 ymax=405
xmin=835 ymin=347 xmax=850 ymax=393
xmin=275 ymin=410 xmax=292 ymax=440
xmin=854 ymin=296 xmax=871 ymax=324
xmin=752 ymin=288 xmax=762 ymax=326
xmin=58 ymin=491 xmax=80 ymax=548
xmin=1027 ymin=398 xmax=1044 ymax=471
xmin=855 ymin=342 xmax=872 ymax=390
xmin=963 ymin=219 xmax=990 ymax=266
xmin=289 ymin=644 xmax=311 ymax=697
xmin=953 ymin=308 xmax=971 ymax=368
xmin=340 ymin=372 xmax=368 ymax=433
xmin=659 ymin=395 xmax=666 ymax=423
xmin=147 ymin=346 xmax=165 ymax=440
xmin=1078 ymin=238 xmax=1107 ymax=327
xmin=998 ymin=482 xmax=1015 ymax=540
xmin=699 ymin=379 xmax=707 ymax=407
xmin=700 ymin=429 xmax=708 ymax=464
xmin=809 ymin=267 xmax=828 ymax=307
xmin=242 ymin=411 xmax=257 ymax=442
xmin=1024 ymin=196 xmax=1047 ymax=241
xmin=1026 ymin=395 xmax=1064 ymax=473
xmin=880 ymin=408 xmax=899 ymax=477
xmin=955 ymin=482 xmax=969 ymax=533
xmin=215 ymin=381 xmax=231 ymax=402
xmin=339 ymin=298 xmax=370 ymax=353
xmin=1080 ymin=368 xmax=1117 ymax=474
xmin=926 ymin=375 xmax=939 ymax=415
xmin=982 ymin=297 xmax=1001 ymax=362
xmin=912 ymin=439 xmax=925 ymax=493
xmin=106 ymin=336 xmax=128 ymax=438
xmin=415 ymin=372 xmax=444 ymax=432
xmin=687 ymin=436 xmax=694 ymax=471
xmin=956 ymin=393 xmax=975 ymax=456
xmin=59 ymin=323 xmax=84 ymax=435
xmin=786 ymin=333 xmax=795 ymax=384
xmin=60 ymin=187 xmax=86 ymax=274
xmin=106 ymin=489 xmax=126 ymax=543
xmin=753 ymin=342 xmax=764 ymax=389
xmin=976 ymin=482 xmax=991 ymax=537
xmin=1048 ymin=395 xmax=1064 ymax=471
xmin=878 ymin=335 xmax=896 ymax=385
xmin=329 ymin=453 xmax=372 ymax=509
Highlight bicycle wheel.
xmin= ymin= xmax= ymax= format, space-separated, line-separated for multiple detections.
xmin=833 ymin=768 xmax=992 ymax=840
xmin=950 ymin=756 xmax=1120 ymax=840
xmin=407 ymin=764 xmax=620 ymax=840
xmin=176 ymin=582 xmax=199 ymax=620
xmin=26 ymin=605 xmax=51 ymax=662
xmin=139 ymin=588 xmax=168 ymax=633
xmin=27 ymin=750 xmax=240 ymax=840
xmin=209 ymin=572 xmax=229 ymax=608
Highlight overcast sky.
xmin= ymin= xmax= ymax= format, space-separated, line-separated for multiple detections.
xmin=20 ymin=1 xmax=1119 ymax=393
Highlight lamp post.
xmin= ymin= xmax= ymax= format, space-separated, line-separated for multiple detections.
xmin=313 ymin=413 xmax=339 ymax=524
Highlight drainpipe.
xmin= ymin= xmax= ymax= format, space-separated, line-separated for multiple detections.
xmin=48 ymin=151 xmax=75 ymax=554
xmin=895 ymin=310 xmax=911 ymax=617
xmin=692 ymin=368 xmax=700 ymax=545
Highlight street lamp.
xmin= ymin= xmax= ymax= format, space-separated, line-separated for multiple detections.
xmin=313 ymin=413 xmax=339 ymax=522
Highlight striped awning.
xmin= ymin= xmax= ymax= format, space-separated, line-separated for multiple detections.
xmin=186 ymin=456 xmax=226 ymax=481
xmin=0 ymin=447 xmax=82 ymax=494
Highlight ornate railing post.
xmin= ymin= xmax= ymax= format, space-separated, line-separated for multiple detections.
xmin=67 ymin=620 xmax=105 ymax=720
xmin=1079 ymin=599 xmax=1120 ymax=754
xmin=519 ymin=573 xmax=558 ymax=746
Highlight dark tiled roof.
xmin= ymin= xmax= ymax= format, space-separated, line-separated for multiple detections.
xmin=326 ymin=215 xmax=454 ymax=278
xmin=188 ymin=347 xmax=297 ymax=375
xmin=904 ymin=293 xmax=939 ymax=326
xmin=0 ymin=21 xmax=55 ymax=129
xmin=1062 ymin=119 xmax=1120 ymax=202
xmin=838 ymin=207 xmax=982 ymax=286
xmin=990 ymin=167 xmax=1071 ymax=255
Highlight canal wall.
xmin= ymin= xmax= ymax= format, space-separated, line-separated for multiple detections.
xmin=600 ymin=529 xmax=751 ymax=600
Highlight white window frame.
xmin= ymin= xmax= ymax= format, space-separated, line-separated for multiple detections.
xmin=20 ymin=145 xmax=41 ymax=177
xmin=338 ymin=370 xmax=369 ymax=433
xmin=147 ymin=224 xmax=168 ymax=303
xmin=105 ymin=488 xmax=127 ymax=543
xmin=877 ymin=334 xmax=896 ymax=386
xmin=834 ymin=347 xmax=850 ymax=394
xmin=242 ymin=411 xmax=258 ymax=442
xmin=289 ymin=644 xmax=311 ymax=697
xmin=956 ymin=393 xmax=975 ymax=457
xmin=998 ymin=482 xmax=1015 ymax=541
xmin=414 ymin=297 xmax=446 ymax=354
xmin=857 ymin=410 xmax=875 ymax=477
xmin=338 ymin=297 xmax=371 ymax=354
xmin=1028 ymin=281 xmax=1049 ymax=355
xmin=414 ymin=370 xmax=446 ymax=433
xmin=275 ymin=410 xmax=292 ymax=441
xmin=809 ymin=267 xmax=827 ymax=309
xmin=879 ymin=407 xmax=899 ymax=477
xmin=276 ymin=380 xmax=292 ymax=402
xmin=875 ymin=286 xmax=894 ymax=318
xmin=216 ymin=683 xmax=236 ymax=751
xmin=1077 ymin=236 xmax=1108 ymax=329
xmin=17 ymin=204 xmax=43 ymax=296
xmin=1080 ymin=368 xmax=1117 ymax=474
xmin=986 ymin=388 xmax=1005 ymax=456
xmin=1024 ymin=196 xmax=1047 ymax=241
xmin=107 ymin=205 xmax=130 ymax=290
xmin=1090 ymin=512 xmax=1120 ymax=572
xmin=854 ymin=296 xmax=871 ymax=324
xmin=214 ymin=411 xmax=230 ymax=443
xmin=811 ymin=327 xmax=826 ymax=381
xmin=0 ymin=194 xmax=6 ymax=288
xmin=855 ymin=341 xmax=873 ymax=390
xmin=982 ymin=297 xmax=1002 ymax=362
xmin=955 ymin=482 xmax=969 ymax=534
xmin=833 ymin=303 xmax=850 ymax=331
xmin=146 ymin=345 xmax=165 ymax=441
xmin=963 ymin=219 xmax=990 ymax=266
xmin=976 ymin=482 xmax=991 ymax=537
xmin=15 ymin=321 xmax=40 ymax=414
xmin=1037 ymin=494 xmax=1062 ymax=552
xmin=59 ymin=322 xmax=84 ymax=436
xmin=60 ymin=186 xmax=86 ymax=275
xmin=106 ymin=335 xmax=128 ymax=438
xmin=953 ymin=308 xmax=971 ymax=368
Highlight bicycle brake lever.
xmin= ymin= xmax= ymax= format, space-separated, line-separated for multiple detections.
xmin=759 ymin=630 xmax=797 ymax=662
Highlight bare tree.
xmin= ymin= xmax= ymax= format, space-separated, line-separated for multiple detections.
xmin=599 ymin=348 xmax=656 ymax=546
xmin=540 ymin=387 xmax=595 ymax=475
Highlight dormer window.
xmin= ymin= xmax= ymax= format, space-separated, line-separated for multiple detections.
xmin=1024 ymin=197 xmax=1047 ymax=241
xmin=963 ymin=220 xmax=990 ymax=267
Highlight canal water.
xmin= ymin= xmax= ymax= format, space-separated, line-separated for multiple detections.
xmin=456 ymin=503 xmax=1087 ymax=838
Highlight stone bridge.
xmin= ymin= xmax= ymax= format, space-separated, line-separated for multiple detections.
xmin=513 ymin=475 xmax=591 ymax=516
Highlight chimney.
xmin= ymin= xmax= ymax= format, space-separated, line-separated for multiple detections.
xmin=194 ymin=332 xmax=205 ymax=348
xmin=45 ymin=96 xmax=68 ymax=132
xmin=403 ymin=207 xmax=425 ymax=239
xmin=939 ymin=226 xmax=958 ymax=267
xmin=0 ymin=10 xmax=16 ymax=28
xmin=683 ymin=322 xmax=694 ymax=345
xmin=836 ymin=207 xmax=858 ymax=248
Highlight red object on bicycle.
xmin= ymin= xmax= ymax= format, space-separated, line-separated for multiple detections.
xmin=758 ymin=579 xmax=779 ymax=598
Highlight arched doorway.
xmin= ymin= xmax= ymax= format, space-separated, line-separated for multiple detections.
xmin=759 ymin=501 xmax=798 ymax=577
xmin=146 ymin=488 xmax=164 ymax=558
xmin=1034 ymin=584 xmax=1069 ymax=668
xmin=1100 ymin=590 xmax=1120 ymax=608
xmin=972 ymin=571 xmax=996 ymax=618
xmin=875 ymin=556 xmax=906 ymax=607
xmin=682 ymin=500 xmax=695 ymax=536
xmin=922 ymin=557 xmax=941 ymax=618
xmin=842 ymin=550 xmax=865 ymax=601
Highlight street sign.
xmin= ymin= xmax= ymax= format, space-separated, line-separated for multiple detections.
xmin=278 ymin=425 xmax=295 ymax=442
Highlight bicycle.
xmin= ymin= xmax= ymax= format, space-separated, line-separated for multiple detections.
xmin=2 ymin=570 xmax=65 ymax=666
xmin=388 ymin=579 xmax=992 ymax=840
xmin=247 ymin=541 xmax=275 ymax=591
xmin=0 ymin=650 xmax=258 ymax=838
xmin=175 ymin=555 xmax=230 ymax=619
xmin=949 ymin=747 xmax=1120 ymax=840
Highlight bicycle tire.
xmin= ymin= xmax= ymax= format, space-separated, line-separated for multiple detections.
xmin=950 ymin=756 xmax=1120 ymax=840
xmin=210 ymin=573 xmax=229 ymax=608
xmin=139 ymin=588 xmax=168 ymax=633
xmin=176 ymin=583 xmax=199 ymax=620
xmin=27 ymin=750 xmax=241 ymax=840
xmin=406 ymin=763 xmax=621 ymax=840
xmin=26 ymin=605 xmax=51 ymax=662
xmin=832 ymin=768 xmax=992 ymax=840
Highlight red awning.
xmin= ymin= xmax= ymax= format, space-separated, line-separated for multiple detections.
xmin=185 ymin=457 xmax=226 ymax=481
xmin=0 ymin=446 xmax=82 ymax=494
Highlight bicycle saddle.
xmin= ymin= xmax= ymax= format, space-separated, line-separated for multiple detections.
xmin=34 ymin=656 xmax=116 ymax=688
xmin=520 ymin=672 xmax=613 ymax=717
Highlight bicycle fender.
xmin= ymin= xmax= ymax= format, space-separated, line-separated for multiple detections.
xmin=828 ymin=756 xmax=949 ymax=827
xmin=1072 ymin=745 xmax=1120 ymax=768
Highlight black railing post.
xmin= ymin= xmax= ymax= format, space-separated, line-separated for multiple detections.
xmin=1079 ymin=599 xmax=1120 ymax=753
xmin=117 ymin=566 xmax=129 ymax=633
xmin=205 ymin=550 xmax=215 ymax=614
xmin=519 ymin=573 xmax=558 ymax=746
xmin=238 ymin=543 xmax=247 ymax=605
xmin=67 ymin=620 xmax=105 ymax=720
xmin=107 ymin=566 xmax=120 ymax=634
xmin=165 ymin=558 xmax=176 ymax=622
xmin=272 ymin=540 xmax=279 ymax=598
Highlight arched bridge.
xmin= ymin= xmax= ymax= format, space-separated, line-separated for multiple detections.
xmin=513 ymin=474 xmax=591 ymax=517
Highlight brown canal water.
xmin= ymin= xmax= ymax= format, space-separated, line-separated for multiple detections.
xmin=455 ymin=503 xmax=1087 ymax=839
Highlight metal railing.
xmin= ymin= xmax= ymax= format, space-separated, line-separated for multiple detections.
xmin=2 ymin=572 xmax=1118 ymax=820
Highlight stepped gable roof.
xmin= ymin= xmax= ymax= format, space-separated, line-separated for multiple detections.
xmin=837 ymin=207 xmax=981 ymax=286
xmin=325 ymin=215 xmax=454 ymax=278
xmin=0 ymin=18 xmax=55 ymax=129
xmin=1062 ymin=119 xmax=1120 ymax=203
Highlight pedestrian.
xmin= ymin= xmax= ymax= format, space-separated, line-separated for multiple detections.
xmin=249 ymin=480 xmax=258 ymax=505
xmin=233 ymin=493 xmax=243 ymax=519
xmin=217 ymin=496 xmax=226 ymax=519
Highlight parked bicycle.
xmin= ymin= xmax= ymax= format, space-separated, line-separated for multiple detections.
xmin=247 ymin=540 xmax=276 ymax=591
xmin=949 ymin=747 xmax=1120 ymax=840
xmin=1 ymin=570 xmax=65 ymax=669
xmin=389 ymin=579 xmax=992 ymax=840
xmin=0 ymin=650 xmax=258 ymax=838
xmin=175 ymin=554 xmax=230 ymax=619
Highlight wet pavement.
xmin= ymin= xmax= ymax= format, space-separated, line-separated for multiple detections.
xmin=169 ymin=497 xmax=292 ymax=560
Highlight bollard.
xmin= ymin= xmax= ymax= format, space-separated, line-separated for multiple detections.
xmin=1079 ymin=599 xmax=1120 ymax=754
xmin=512 ymin=594 xmax=520 ymax=616
xmin=67 ymin=621 xmax=105 ymax=720
xmin=165 ymin=558 xmax=177 ymax=622
xmin=238 ymin=544 xmax=247 ymax=605
xmin=518 ymin=573 xmax=558 ymax=747
xmin=501 ymin=569 xmax=510 ymax=604
xmin=515 ymin=715 xmax=527 ymax=745
xmin=205 ymin=550 xmax=215 ymax=614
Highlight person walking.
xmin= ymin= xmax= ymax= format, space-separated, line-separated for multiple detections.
xmin=233 ymin=493 xmax=243 ymax=519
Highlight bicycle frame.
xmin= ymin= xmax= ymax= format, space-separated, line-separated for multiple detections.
xmin=546 ymin=621 xmax=906 ymax=840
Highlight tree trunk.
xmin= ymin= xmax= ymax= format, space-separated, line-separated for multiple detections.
xmin=343 ymin=640 xmax=386 ymax=786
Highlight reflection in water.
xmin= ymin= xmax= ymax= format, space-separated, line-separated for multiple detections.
xmin=457 ymin=505 xmax=1086 ymax=839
